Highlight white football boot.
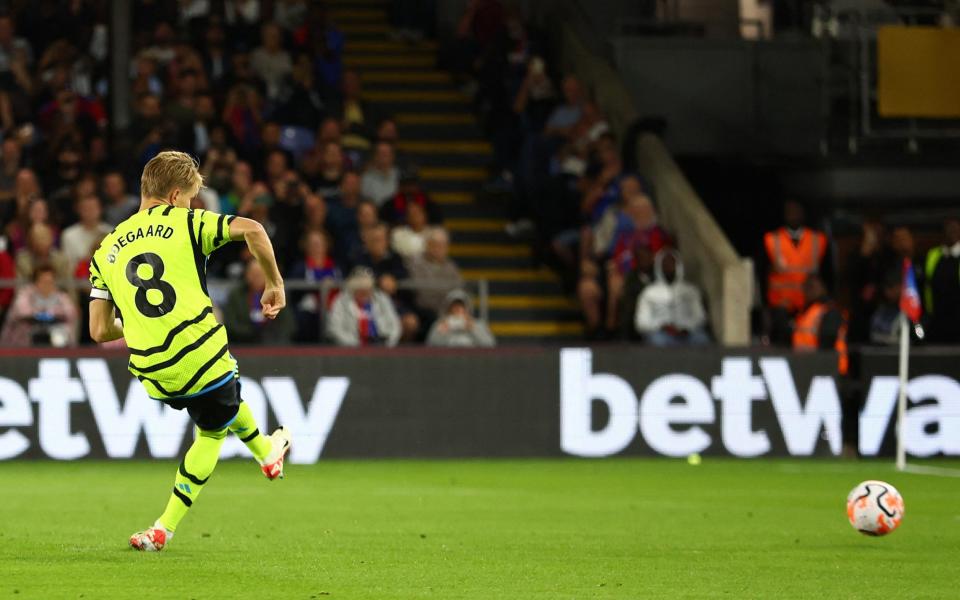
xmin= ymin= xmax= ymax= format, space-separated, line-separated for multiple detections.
xmin=129 ymin=520 xmax=173 ymax=552
xmin=259 ymin=426 xmax=292 ymax=480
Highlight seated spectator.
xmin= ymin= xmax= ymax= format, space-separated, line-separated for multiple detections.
xmin=295 ymin=3 xmax=344 ymax=93
xmin=277 ymin=53 xmax=326 ymax=131
xmin=131 ymin=55 xmax=164 ymax=97
xmin=102 ymin=171 xmax=140 ymax=225
xmin=221 ymin=259 xmax=294 ymax=345
xmin=222 ymin=84 xmax=263 ymax=153
xmin=590 ymin=174 xmax=641 ymax=256
xmin=922 ymin=216 xmax=960 ymax=343
xmin=7 ymin=168 xmax=43 ymax=232
xmin=635 ymin=249 xmax=709 ymax=347
xmin=605 ymin=191 xmax=671 ymax=332
xmin=0 ymin=236 xmax=15 ymax=323
xmin=6 ymin=197 xmax=58 ymax=253
xmin=325 ymin=171 xmax=365 ymax=263
xmin=353 ymin=221 xmax=407 ymax=290
xmin=336 ymin=70 xmax=378 ymax=152
xmin=544 ymin=74 xmax=586 ymax=141
xmin=316 ymin=116 xmax=342 ymax=147
xmin=361 ymin=140 xmax=399 ymax=207
xmin=312 ymin=141 xmax=346 ymax=197
xmin=391 ymin=201 xmax=429 ymax=260
xmin=792 ymin=274 xmax=848 ymax=375
xmin=288 ymin=229 xmax=341 ymax=343
xmin=60 ymin=195 xmax=111 ymax=268
xmin=201 ymin=133 xmax=241 ymax=189
xmin=408 ymin=227 xmax=463 ymax=323
xmin=0 ymin=138 xmax=23 ymax=206
xmin=566 ymin=100 xmax=610 ymax=160
xmin=16 ymin=223 xmax=71 ymax=283
xmin=376 ymin=118 xmax=400 ymax=145
xmin=0 ymin=264 xmax=78 ymax=347
xmin=263 ymin=148 xmax=291 ymax=192
xmin=379 ymin=169 xmax=443 ymax=226
xmin=426 ymin=289 xmax=496 ymax=348
xmin=326 ymin=266 xmax=401 ymax=347
xmin=220 ymin=161 xmax=258 ymax=215
xmin=250 ymin=22 xmax=292 ymax=101
xmin=617 ymin=245 xmax=655 ymax=339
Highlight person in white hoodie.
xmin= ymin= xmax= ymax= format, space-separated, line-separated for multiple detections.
xmin=635 ymin=249 xmax=710 ymax=346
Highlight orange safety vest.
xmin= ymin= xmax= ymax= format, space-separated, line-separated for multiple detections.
xmin=793 ymin=301 xmax=849 ymax=375
xmin=764 ymin=227 xmax=827 ymax=313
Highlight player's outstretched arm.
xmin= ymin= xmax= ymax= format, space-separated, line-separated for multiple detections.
xmin=89 ymin=299 xmax=124 ymax=343
xmin=228 ymin=216 xmax=286 ymax=319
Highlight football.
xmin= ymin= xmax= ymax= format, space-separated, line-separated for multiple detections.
xmin=846 ymin=480 xmax=904 ymax=536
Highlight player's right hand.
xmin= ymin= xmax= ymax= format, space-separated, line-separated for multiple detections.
xmin=261 ymin=285 xmax=286 ymax=319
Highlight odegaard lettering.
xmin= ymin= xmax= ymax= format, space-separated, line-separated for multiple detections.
xmin=106 ymin=225 xmax=175 ymax=263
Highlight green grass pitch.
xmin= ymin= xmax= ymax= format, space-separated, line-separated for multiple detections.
xmin=2 ymin=458 xmax=958 ymax=599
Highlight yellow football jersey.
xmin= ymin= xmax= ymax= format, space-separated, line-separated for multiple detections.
xmin=89 ymin=205 xmax=238 ymax=400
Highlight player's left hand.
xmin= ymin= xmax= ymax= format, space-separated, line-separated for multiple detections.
xmin=261 ymin=285 xmax=286 ymax=319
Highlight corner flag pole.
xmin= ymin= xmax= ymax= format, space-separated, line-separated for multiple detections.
xmin=895 ymin=314 xmax=909 ymax=472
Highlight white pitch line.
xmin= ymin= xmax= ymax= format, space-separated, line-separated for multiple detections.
xmin=901 ymin=464 xmax=960 ymax=478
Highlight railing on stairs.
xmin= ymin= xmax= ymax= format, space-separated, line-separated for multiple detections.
xmin=526 ymin=2 xmax=754 ymax=346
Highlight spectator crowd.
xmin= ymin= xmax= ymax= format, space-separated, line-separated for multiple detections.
xmin=0 ymin=0 xmax=492 ymax=348
xmin=0 ymin=0 xmax=955 ymax=353
xmin=446 ymin=0 xmax=709 ymax=344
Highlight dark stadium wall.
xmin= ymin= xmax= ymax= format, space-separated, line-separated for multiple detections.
xmin=0 ymin=347 xmax=956 ymax=462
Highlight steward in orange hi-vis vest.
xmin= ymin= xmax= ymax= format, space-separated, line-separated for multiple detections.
xmin=792 ymin=275 xmax=848 ymax=375
xmin=764 ymin=227 xmax=827 ymax=313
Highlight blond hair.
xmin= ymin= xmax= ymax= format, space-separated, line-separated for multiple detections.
xmin=140 ymin=151 xmax=203 ymax=200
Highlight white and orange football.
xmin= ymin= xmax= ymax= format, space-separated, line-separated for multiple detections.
xmin=846 ymin=480 xmax=904 ymax=536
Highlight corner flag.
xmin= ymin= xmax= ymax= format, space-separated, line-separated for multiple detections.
xmin=899 ymin=258 xmax=922 ymax=324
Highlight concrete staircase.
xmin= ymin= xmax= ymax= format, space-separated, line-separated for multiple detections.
xmin=333 ymin=0 xmax=583 ymax=343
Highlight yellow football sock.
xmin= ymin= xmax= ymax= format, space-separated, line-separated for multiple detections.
xmin=228 ymin=401 xmax=272 ymax=462
xmin=158 ymin=426 xmax=226 ymax=532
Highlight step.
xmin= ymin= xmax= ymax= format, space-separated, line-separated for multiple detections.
xmin=328 ymin=0 xmax=387 ymax=5
xmin=449 ymin=243 xmax=531 ymax=259
xmin=365 ymin=90 xmax=469 ymax=103
xmin=361 ymin=70 xmax=451 ymax=84
xmin=446 ymin=218 xmax=508 ymax=232
xmin=453 ymin=256 xmax=532 ymax=270
xmin=431 ymin=191 xmax=474 ymax=205
xmin=406 ymin=153 xmax=490 ymax=168
xmin=489 ymin=307 xmax=582 ymax=322
xmin=490 ymin=321 xmax=584 ymax=337
xmin=345 ymin=54 xmax=435 ymax=68
xmin=348 ymin=40 xmax=439 ymax=53
xmin=330 ymin=8 xmax=387 ymax=21
xmin=447 ymin=229 xmax=514 ymax=244
xmin=397 ymin=140 xmax=492 ymax=155
xmin=420 ymin=167 xmax=486 ymax=182
xmin=397 ymin=123 xmax=487 ymax=141
xmin=339 ymin=22 xmax=389 ymax=34
xmin=462 ymin=268 xmax=558 ymax=282
xmin=395 ymin=113 xmax=474 ymax=125
xmin=487 ymin=295 xmax=578 ymax=310
xmin=431 ymin=201 xmax=506 ymax=219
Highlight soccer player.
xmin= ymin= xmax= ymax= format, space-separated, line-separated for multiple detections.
xmin=87 ymin=151 xmax=291 ymax=552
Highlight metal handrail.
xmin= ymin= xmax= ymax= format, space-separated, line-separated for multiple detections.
xmin=0 ymin=277 xmax=491 ymax=322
